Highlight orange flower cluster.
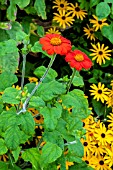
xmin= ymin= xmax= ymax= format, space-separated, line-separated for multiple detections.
xmin=39 ymin=33 xmax=92 ymax=71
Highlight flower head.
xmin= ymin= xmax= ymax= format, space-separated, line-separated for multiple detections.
xmin=90 ymin=42 xmax=112 ymax=65
xmin=52 ymin=0 xmax=70 ymax=12
xmin=89 ymin=82 xmax=109 ymax=103
xmin=68 ymin=2 xmax=87 ymax=20
xmin=39 ymin=33 xmax=72 ymax=55
xmin=83 ymin=24 xmax=96 ymax=41
xmin=65 ymin=50 xmax=92 ymax=71
xmin=53 ymin=10 xmax=74 ymax=29
xmin=46 ymin=27 xmax=61 ymax=34
xmin=89 ymin=15 xmax=108 ymax=31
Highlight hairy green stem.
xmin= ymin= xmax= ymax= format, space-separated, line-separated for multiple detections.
xmin=17 ymin=54 xmax=56 ymax=115
xmin=66 ymin=69 xmax=76 ymax=93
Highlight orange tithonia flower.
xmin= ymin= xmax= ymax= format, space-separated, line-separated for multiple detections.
xmin=65 ymin=50 xmax=92 ymax=71
xmin=39 ymin=33 xmax=72 ymax=55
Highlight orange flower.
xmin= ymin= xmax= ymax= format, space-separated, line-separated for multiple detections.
xmin=65 ymin=50 xmax=92 ymax=71
xmin=39 ymin=34 xmax=72 ymax=55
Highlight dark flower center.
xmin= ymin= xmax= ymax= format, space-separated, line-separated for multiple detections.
xmin=99 ymin=160 xmax=104 ymax=165
xmin=95 ymin=143 xmax=99 ymax=148
xmin=60 ymin=4 xmax=64 ymax=8
xmin=62 ymin=16 xmax=66 ymax=20
xmin=85 ymin=160 xmax=89 ymax=164
xmin=75 ymin=7 xmax=80 ymax=12
xmin=98 ymin=21 xmax=102 ymax=25
xmin=84 ymin=142 xmax=88 ymax=146
xmin=83 ymin=122 xmax=85 ymax=127
xmin=98 ymin=89 xmax=102 ymax=94
xmin=90 ymin=30 xmax=94 ymax=34
xmin=99 ymin=51 xmax=103 ymax=55
xmin=101 ymin=133 xmax=105 ymax=138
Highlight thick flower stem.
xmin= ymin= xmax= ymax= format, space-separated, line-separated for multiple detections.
xmin=17 ymin=54 xmax=56 ymax=115
xmin=66 ymin=69 xmax=76 ymax=93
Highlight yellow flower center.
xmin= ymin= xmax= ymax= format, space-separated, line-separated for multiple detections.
xmin=50 ymin=37 xmax=62 ymax=46
xmin=74 ymin=54 xmax=84 ymax=61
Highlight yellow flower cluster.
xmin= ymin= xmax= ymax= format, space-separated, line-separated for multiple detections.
xmin=82 ymin=112 xmax=113 ymax=170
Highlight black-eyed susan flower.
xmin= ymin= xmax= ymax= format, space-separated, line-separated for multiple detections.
xmin=28 ymin=77 xmax=38 ymax=83
xmin=83 ymin=24 xmax=96 ymax=41
xmin=68 ymin=2 xmax=87 ymax=20
xmin=46 ymin=27 xmax=61 ymax=34
xmin=94 ymin=122 xmax=113 ymax=146
xmin=89 ymin=82 xmax=109 ymax=103
xmin=106 ymin=90 xmax=113 ymax=108
xmin=107 ymin=113 xmax=113 ymax=129
xmin=52 ymin=0 xmax=70 ymax=12
xmin=90 ymin=42 xmax=112 ymax=65
xmin=89 ymin=15 xmax=108 ymax=31
xmin=82 ymin=154 xmax=97 ymax=169
xmin=92 ymin=155 xmax=112 ymax=170
xmin=81 ymin=137 xmax=95 ymax=156
xmin=53 ymin=10 xmax=75 ymax=29
xmin=104 ymin=146 xmax=113 ymax=168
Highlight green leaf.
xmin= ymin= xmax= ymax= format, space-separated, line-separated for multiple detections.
xmin=92 ymin=99 xmax=105 ymax=116
xmin=34 ymin=66 xmax=58 ymax=82
xmin=90 ymin=0 xmax=100 ymax=8
xmin=0 ymin=161 xmax=8 ymax=170
xmin=96 ymin=2 xmax=111 ymax=19
xmin=0 ymin=138 xmax=8 ymax=155
xmin=7 ymin=2 xmax=17 ymax=21
xmin=0 ymin=72 xmax=18 ymax=91
xmin=4 ymin=125 xmax=21 ymax=150
xmin=15 ymin=0 xmax=30 ymax=9
xmin=29 ymin=96 xmax=45 ymax=108
xmin=37 ymin=25 xmax=45 ymax=37
xmin=40 ymin=142 xmax=62 ymax=167
xmin=40 ymin=104 xmax=62 ymax=130
xmin=21 ymin=148 xmax=41 ymax=170
xmin=70 ymin=161 xmax=93 ymax=170
xmin=31 ymin=41 xmax=53 ymax=58
xmin=36 ymin=80 xmax=66 ymax=101
xmin=72 ymin=71 xmax=84 ymax=87
xmin=34 ymin=0 xmax=47 ymax=19
xmin=12 ymin=146 xmax=21 ymax=162
xmin=0 ymin=39 xmax=19 ymax=73
xmin=101 ymin=22 xmax=113 ymax=43
xmin=104 ymin=0 xmax=113 ymax=3
xmin=44 ymin=130 xmax=64 ymax=150
xmin=18 ymin=111 xmax=35 ymax=135
xmin=2 ymin=87 xmax=21 ymax=104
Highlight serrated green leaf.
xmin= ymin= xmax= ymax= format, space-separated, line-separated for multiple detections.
xmin=2 ymin=87 xmax=21 ymax=104
xmin=34 ymin=0 xmax=47 ymax=19
xmin=31 ymin=41 xmax=53 ymax=58
xmin=37 ymin=25 xmax=45 ymax=37
xmin=0 ymin=39 xmax=19 ymax=73
xmin=12 ymin=146 xmax=21 ymax=162
xmin=0 ymin=161 xmax=8 ymax=170
xmin=40 ymin=104 xmax=62 ymax=130
xmin=96 ymin=2 xmax=111 ymax=19
xmin=0 ymin=138 xmax=8 ymax=155
xmin=18 ymin=111 xmax=35 ymax=135
xmin=72 ymin=71 xmax=84 ymax=87
xmin=4 ymin=125 xmax=21 ymax=150
xmin=0 ymin=72 xmax=18 ymax=91
xmin=21 ymin=148 xmax=41 ymax=170
xmin=7 ymin=2 xmax=17 ymax=21
xmin=29 ymin=96 xmax=45 ymax=108
xmin=15 ymin=0 xmax=30 ymax=9
xmin=34 ymin=66 xmax=58 ymax=82
xmin=40 ymin=142 xmax=62 ymax=167
xmin=36 ymin=80 xmax=66 ymax=101
xmin=101 ymin=23 xmax=113 ymax=43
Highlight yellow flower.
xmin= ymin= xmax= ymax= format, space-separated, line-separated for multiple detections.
xmin=52 ymin=0 xmax=70 ymax=12
xmin=68 ymin=2 xmax=87 ymax=20
xmin=81 ymin=137 xmax=95 ymax=156
xmin=107 ymin=113 xmax=113 ymax=129
xmin=28 ymin=77 xmax=38 ymax=83
xmin=83 ymin=24 xmax=96 ymax=41
xmin=104 ymin=145 xmax=113 ymax=168
xmin=89 ymin=15 xmax=108 ymax=31
xmin=106 ymin=90 xmax=113 ymax=108
xmin=89 ymin=82 xmax=109 ymax=103
xmin=82 ymin=154 xmax=97 ymax=169
xmin=94 ymin=122 xmax=113 ymax=146
xmin=90 ymin=42 xmax=112 ymax=65
xmin=46 ymin=27 xmax=61 ymax=34
xmin=12 ymin=85 xmax=21 ymax=90
xmin=66 ymin=161 xmax=74 ymax=170
xmin=53 ymin=10 xmax=75 ymax=29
